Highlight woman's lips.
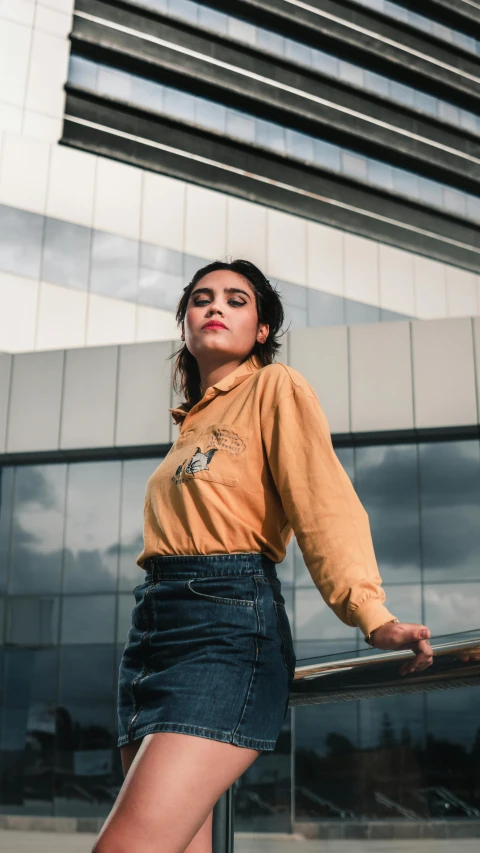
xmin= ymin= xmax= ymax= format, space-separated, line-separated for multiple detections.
xmin=202 ymin=322 xmax=227 ymax=329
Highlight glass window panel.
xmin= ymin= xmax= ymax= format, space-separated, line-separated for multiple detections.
xmin=61 ymin=595 xmax=116 ymax=644
xmin=285 ymin=39 xmax=312 ymax=67
xmin=336 ymin=447 xmax=355 ymax=483
xmin=367 ymin=159 xmax=394 ymax=191
xmin=438 ymin=101 xmax=459 ymax=125
xmin=354 ymin=445 xmax=421 ymax=582
xmin=227 ymin=17 xmax=256 ymax=47
xmin=312 ymin=50 xmax=339 ymax=77
xmin=163 ymin=87 xmax=196 ymax=122
xmin=226 ymin=109 xmax=255 ymax=142
xmin=295 ymin=702 xmax=359 ymax=818
xmin=392 ymin=167 xmax=419 ymax=200
xmin=131 ymin=75 xmax=163 ymax=112
xmin=364 ymin=70 xmax=389 ymax=97
xmin=385 ymin=1 xmax=408 ymax=22
xmin=426 ymin=685 xmax=480 ymax=753
xmin=295 ymin=587 xmax=351 ymax=641
xmin=413 ymin=90 xmax=437 ymax=117
xmin=9 ymin=465 xmax=67 ymax=595
xmin=342 ymin=151 xmax=367 ymax=181
xmin=381 ymin=583 xmax=422 ymax=625
xmin=442 ymin=187 xmax=467 ymax=217
xmin=183 ymin=253 xmax=207 ymax=286
xmin=195 ymin=98 xmax=226 ymax=133
xmin=117 ymin=592 xmax=135 ymax=644
xmin=256 ymin=29 xmax=285 ymax=57
xmin=255 ymin=119 xmax=285 ymax=154
xmin=90 ymin=230 xmax=139 ymax=301
xmin=63 ymin=461 xmax=121 ymax=593
xmin=0 ymin=467 xmax=14 ymax=594
xmin=418 ymin=176 xmax=443 ymax=208
xmin=55 ymin=646 xmax=115 ymax=815
xmin=424 ymin=583 xmax=480 ymax=637
xmin=294 ymin=638 xmax=357 ymax=663
xmin=137 ymin=268 xmax=183 ymax=310
xmin=407 ymin=11 xmax=431 ymax=33
xmin=6 ymin=597 xmax=59 ymax=646
xmin=313 ymin=139 xmax=341 ymax=172
xmin=0 ymin=597 xmax=4 ymax=644
xmin=419 ymin=440 xmax=480 ymax=581
xmin=119 ymin=458 xmax=163 ymax=592
xmin=339 ymin=61 xmax=364 ymax=87
xmin=96 ymin=66 xmax=133 ymax=102
xmin=236 ymin=712 xmax=292 ymax=831
xmin=41 ymin=218 xmax=91 ymax=291
xmin=0 ymin=204 xmax=43 ymax=280
xmin=307 ymin=289 xmax=345 ymax=327
xmin=285 ymin=129 xmax=314 ymax=162
xmin=167 ymin=0 xmax=197 ymax=23
xmin=197 ymin=6 xmax=228 ymax=33
xmin=345 ymin=300 xmax=380 ymax=324
xmin=466 ymin=194 xmax=480 ymax=222
xmin=145 ymin=0 xmax=168 ymax=12
xmin=68 ymin=55 xmax=97 ymax=90
xmin=389 ymin=81 xmax=415 ymax=108
xmin=432 ymin=22 xmax=453 ymax=43
xmin=459 ymin=109 xmax=478 ymax=135
xmin=139 ymin=244 xmax=183 ymax=274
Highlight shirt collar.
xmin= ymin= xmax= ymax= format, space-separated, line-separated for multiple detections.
xmin=169 ymin=354 xmax=263 ymax=424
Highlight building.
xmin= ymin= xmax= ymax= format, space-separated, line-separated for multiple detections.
xmin=0 ymin=0 xmax=480 ymax=835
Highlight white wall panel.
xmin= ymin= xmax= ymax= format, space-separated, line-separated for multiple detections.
xmin=289 ymin=325 xmax=349 ymax=433
xmin=39 ymin=0 xmax=74 ymax=12
xmin=0 ymin=19 xmax=31 ymax=107
xmin=344 ymin=233 xmax=379 ymax=305
xmin=34 ymin=4 xmax=72 ymax=38
xmin=306 ymin=221 xmax=343 ymax=296
xmin=445 ymin=266 xmax=477 ymax=318
xmin=226 ymin=196 xmax=267 ymax=269
xmin=266 ymin=209 xmax=306 ymax=285
xmin=0 ymin=132 xmax=50 ymax=213
xmin=135 ymin=305 xmax=179 ymax=343
xmin=25 ymin=29 xmax=69 ymax=118
xmin=86 ymin=293 xmax=137 ymax=347
xmin=349 ymin=322 xmax=414 ymax=432
xmin=414 ymin=255 xmax=447 ymax=318
xmin=379 ymin=244 xmax=415 ymax=315
xmin=94 ymin=158 xmax=142 ymax=239
xmin=46 ymin=144 xmax=96 ymax=226
xmin=184 ymin=184 xmax=227 ymax=260
xmin=0 ymin=352 xmax=12 ymax=453
xmin=0 ymin=0 xmax=35 ymax=26
xmin=6 ymin=349 xmax=63 ymax=451
xmin=141 ymin=172 xmax=185 ymax=252
xmin=35 ymin=282 xmax=87 ymax=350
xmin=60 ymin=346 xmax=118 ymax=448
xmin=0 ymin=272 xmax=38 ymax=353
xmin=22 ymin=111 xmax=62 ymax=142
xmin=412 ymin=318 xmax=477 ymax=428
xmin=116 ymin=341 xmax=172 ymax=446
xmin=0 ymin=102 xmax=22 ymax=133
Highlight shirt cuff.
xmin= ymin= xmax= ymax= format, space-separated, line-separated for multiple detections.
xmin=351 ymin=599 xmax=398 ymax=638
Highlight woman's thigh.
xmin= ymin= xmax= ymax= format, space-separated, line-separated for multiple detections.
xmin=93 ymin=732 xmax=260 ymax=853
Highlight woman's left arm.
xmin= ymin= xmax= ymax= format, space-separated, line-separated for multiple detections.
xmin=261 ymin=379 xmax=433 ymax=675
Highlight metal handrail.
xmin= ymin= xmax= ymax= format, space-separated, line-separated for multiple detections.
xmin=212 ymin=629 xmax=480 ymax=852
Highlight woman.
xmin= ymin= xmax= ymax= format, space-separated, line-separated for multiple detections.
xmin=93 ymin=259 xmax=433 ymax=853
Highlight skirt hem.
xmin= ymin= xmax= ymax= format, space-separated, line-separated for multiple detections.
xmin=117 ymin=721 xmax=276 ymax=752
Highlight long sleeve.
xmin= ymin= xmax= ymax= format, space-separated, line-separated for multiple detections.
xmin=261 ymin=380 xmax=397 ymax=637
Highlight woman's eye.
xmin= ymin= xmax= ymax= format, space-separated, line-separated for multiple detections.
xmin=193 ymin=299 xmax=209 ymax=306
xmin=229 ymin=299 xmax=246 ymax=307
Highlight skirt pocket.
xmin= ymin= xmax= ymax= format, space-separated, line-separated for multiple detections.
xmin=186 ymin=574 xmax=256 ymax=607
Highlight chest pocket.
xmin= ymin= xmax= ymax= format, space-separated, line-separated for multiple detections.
xmin=184 ymin=422 xmax=252 ymax=488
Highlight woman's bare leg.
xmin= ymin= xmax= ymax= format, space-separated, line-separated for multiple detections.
xmin=119 ymin=740 xmax=214 ymax=853
xmin=93 ymin=733 xmax=259 ymax=853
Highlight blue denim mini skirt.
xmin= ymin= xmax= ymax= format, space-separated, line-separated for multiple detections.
xmin=117 ymin=553 xmax=295 ymax=752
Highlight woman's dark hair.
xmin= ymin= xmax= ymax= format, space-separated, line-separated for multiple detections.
xmin=170 ymin=259 xmax=285 ymax=409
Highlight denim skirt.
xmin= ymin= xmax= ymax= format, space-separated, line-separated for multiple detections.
xmin=117 ymin=553 xmax=295 ymax=752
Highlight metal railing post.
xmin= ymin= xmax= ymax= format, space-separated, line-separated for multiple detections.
xmin=212 ymin=786 xmax=235 ymax=853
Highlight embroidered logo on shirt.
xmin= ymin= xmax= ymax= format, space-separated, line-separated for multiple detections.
xmin=171 ymin=427 xmax=246 ymax=485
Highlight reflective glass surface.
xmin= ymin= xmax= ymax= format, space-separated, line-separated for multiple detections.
xmin=69 ymin=56 xmax=480 ymax=226
xmin=127 ymin=1 xmax=480 ymax=136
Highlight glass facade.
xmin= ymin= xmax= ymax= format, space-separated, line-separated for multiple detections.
xmin=69 ymin=55 xmax=480 ymax=225
xmin=1 ymin=438 xmax=480 ymax=823
xmin=129 ymin=0 xmax=480 ymax=137
xmin=0 ymin=203 xmax=411 ymax=332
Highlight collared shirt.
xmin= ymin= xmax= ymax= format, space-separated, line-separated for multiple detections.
xmin=136 ymin=355 xmax=397 ymax=637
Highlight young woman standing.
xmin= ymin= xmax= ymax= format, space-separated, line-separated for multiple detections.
xmin=93 ymin=260 xmax=433 ymax=853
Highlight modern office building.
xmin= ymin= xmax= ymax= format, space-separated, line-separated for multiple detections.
xmin=0 ymin=0 xmax=480 ymax=835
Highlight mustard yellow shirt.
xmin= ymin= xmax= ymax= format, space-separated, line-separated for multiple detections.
xmin=137 ymin=354 xmax=397 ymax=637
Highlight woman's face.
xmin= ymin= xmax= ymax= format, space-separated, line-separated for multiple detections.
xmin=182 ymin=270 xmax=269 ymax=363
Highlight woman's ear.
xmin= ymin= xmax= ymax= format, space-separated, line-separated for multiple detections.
xmin=257 ymin=323 xmax=269 ymax=345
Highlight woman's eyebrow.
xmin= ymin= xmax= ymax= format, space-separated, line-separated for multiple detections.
xmin=191 ymin=287 xmax=251 ymax=299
